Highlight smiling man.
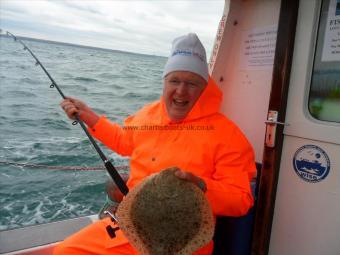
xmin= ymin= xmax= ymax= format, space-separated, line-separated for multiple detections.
xmin=163 ymin=71 xmax=207 ymax=122
xmin=162 ymin=33 xmax=209 ymax=122
xmin=56 ymin=33 xmax=256 ymax=255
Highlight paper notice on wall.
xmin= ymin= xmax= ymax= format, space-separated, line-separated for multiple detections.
xmin=321 ymin=0 xmax=340 ymax=62
xmin=239 ymin=25 xmax=277 ymax=70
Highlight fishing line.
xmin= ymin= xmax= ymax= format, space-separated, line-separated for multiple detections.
xmin=6 ymin=31 xmax=129 ymax=196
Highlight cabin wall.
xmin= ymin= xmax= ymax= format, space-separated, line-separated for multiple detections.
xmin=269 ymin=0 xmax=340 ymax=254
xmin=211 ymin=0 xmax=281 ymax=162
xmin=211 ymin=0 xmax=340 ymax=254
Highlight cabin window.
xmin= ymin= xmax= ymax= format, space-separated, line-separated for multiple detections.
xmin=308 ymin=0 xmax=340 ymax=122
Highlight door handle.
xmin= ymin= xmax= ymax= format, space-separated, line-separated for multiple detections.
xmin=265 ymin=111 xmax=289 ymax=147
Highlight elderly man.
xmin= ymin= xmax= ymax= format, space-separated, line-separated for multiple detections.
xmin=55 ymin=33 xmax=256 ymax=255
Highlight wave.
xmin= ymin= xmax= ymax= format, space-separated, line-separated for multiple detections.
xmin=98 ymin=72 xmax=123 ymax=79
xmin=5 ymin=90 xmax=37 ymax=98
xmin=89 ymin=91 xmax=116 ymax=97
xmin=66 ymin=84 xmax=89 ymax=92
xmin=11 ymin=119 xmax=38 ymax=127
xmin=40 ymin=118 xmax=72 ymax=130
xmin=109 ymin=83 xmax=125 ymax=90
xmin=20 ymin=77 xmax=39 ymax=84
xmin=73 ymin=77 xmax=99 ymax=82
xmin=8 ymin=103 xmax=36 ymax=108
xmin=1 ymin=37 xmax=163 ymax=230
xmin=122 ymin=91 xmax=143 ymax=98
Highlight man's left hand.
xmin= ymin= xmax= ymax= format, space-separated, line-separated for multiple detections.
xmin=174 ymin=169 xmax=207 ymax=192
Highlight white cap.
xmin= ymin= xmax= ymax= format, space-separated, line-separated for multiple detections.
xmin=162 ymin=33 xmax=209 ymax=82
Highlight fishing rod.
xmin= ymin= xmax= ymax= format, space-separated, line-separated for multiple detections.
xmin=6 ymin=31 xmax=129 ymax=196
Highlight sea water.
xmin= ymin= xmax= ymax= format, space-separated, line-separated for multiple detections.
xmin=0 ymin=36 xmax=166 ymax=230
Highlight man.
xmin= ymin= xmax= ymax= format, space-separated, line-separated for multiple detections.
xmin=55 ymin=33 xmax=256 ymax=255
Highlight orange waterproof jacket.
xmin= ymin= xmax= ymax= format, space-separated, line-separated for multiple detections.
xmin=89 ymin=77 xmax=256 ymax=252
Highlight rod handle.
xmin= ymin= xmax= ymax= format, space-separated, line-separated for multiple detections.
xmin=105 ymin=160 xmax=129 ymax=195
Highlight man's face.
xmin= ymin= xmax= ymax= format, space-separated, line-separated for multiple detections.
xmin=163 ymin=71 xmax=207 ymax=122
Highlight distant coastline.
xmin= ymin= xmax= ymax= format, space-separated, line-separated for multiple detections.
xmin=0 ymin=33 xmax=165 ymax=59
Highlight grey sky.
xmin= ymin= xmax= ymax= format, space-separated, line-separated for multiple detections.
xmin=0 ymin=0 xmax=226 ymax=56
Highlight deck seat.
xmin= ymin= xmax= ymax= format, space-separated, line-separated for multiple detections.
xmin=212 ymin=163 xmax=261 ymax=255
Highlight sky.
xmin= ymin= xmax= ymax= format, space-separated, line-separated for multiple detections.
xmin=0 ymin=0 xmax=226 ymax=56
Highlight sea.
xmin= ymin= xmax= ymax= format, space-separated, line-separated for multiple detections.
xmin=0 ymin=35 xmax=166 ymax=230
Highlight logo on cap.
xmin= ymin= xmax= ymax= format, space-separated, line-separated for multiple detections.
xmin=172 ymin=50 xmax=205 ymax=62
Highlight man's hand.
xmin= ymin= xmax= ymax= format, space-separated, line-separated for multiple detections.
xmin=174 ymin=169 xmax=207 ymax=192
xmin=106 ymin=174 xmax=129 ymax=203
xmin=60 ymin=97 xmax=99 ymax=128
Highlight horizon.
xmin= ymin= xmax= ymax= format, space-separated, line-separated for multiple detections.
xmin=0 ymin=1 xmax=226 ymax=57
xmin=0 ymin=32 xmax=167 ymax=58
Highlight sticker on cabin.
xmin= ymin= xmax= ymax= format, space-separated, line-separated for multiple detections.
xmin=293 ymin=145 xmax=330 ymax=183
xmin=209 ymin=14 xmax=227 ymax=72
xmin=239 ymin=25 xmax=277 ymax=70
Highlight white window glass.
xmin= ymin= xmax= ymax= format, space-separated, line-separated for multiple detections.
xmin=309 ymin=0 xmax=340 ymax=122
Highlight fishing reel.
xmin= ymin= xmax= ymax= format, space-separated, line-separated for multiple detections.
xmin=103 ymin=211 xmax=120 ymax=239
xmin=100 ymin=175 xmax=128 ymax=238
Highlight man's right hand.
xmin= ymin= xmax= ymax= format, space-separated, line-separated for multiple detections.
xmin=60 ymin=97 xmax=100 ymax=128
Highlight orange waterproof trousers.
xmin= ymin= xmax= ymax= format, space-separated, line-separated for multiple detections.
xmin=53 ymin=217 xmax=213 ymax=255
xmin=53 ymin=218 xmax=137 ymax=255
